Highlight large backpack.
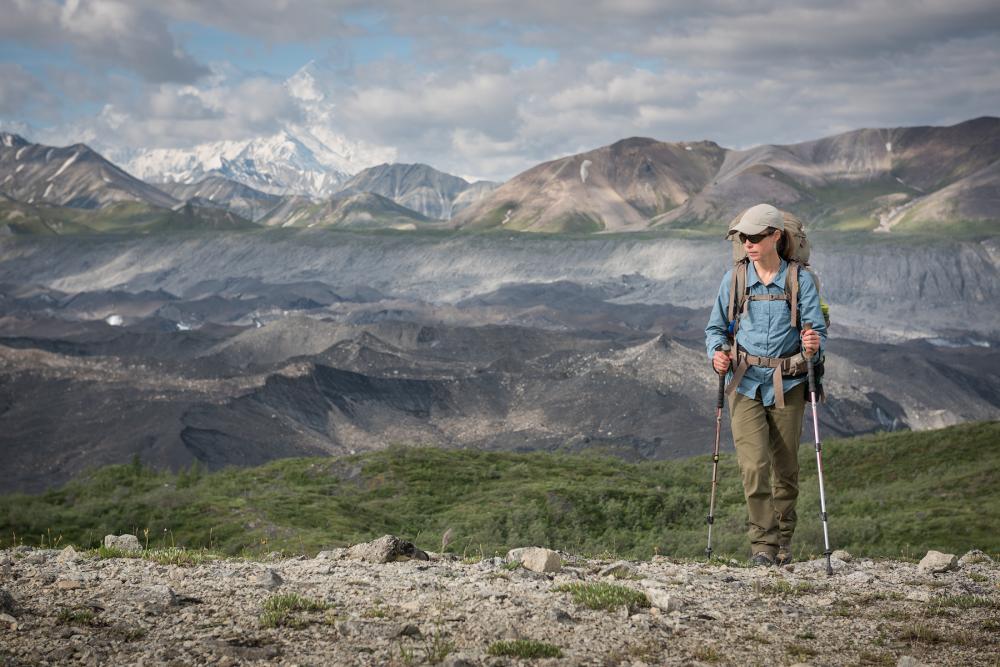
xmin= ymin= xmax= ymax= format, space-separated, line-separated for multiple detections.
xmin=724 ymin=208 xmax=829 ymax=403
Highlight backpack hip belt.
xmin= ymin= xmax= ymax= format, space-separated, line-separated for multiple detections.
xmin=725 ymin=346 xmax=809 ymax=409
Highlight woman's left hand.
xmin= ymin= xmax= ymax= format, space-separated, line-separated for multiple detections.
xmin=802 ymin=328 xmax=820 ymax=357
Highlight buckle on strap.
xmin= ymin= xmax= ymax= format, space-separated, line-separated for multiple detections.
xmin=725 ymin=348 xmax=796 ymax=408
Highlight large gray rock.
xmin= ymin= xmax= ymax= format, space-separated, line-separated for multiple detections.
xmin=506 ymin=547 xmax=530 ymax=563
xmin=519 ymin=548 xmax=562 ymax=573
xmin=346 ymin=535 xmax=429 ymax=564
xmin=104 ymin=534 xmax=142 ymax=552
xmin=917 ymin=550 xmax=957 ymax=574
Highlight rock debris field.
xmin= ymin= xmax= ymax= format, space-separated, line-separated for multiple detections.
xmin=1 ymin=536 xmax=997 ymax=666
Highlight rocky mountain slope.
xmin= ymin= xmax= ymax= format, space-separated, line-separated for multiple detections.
xmin=155 ymin=176 xmax=282 ymax=223
xmin=259 ymin=192 xmax=437 ymax=230
xmin=453 ymin=137 xmax=725 ymax=232
xmin=0 ymin=133 xmax=177 ymax=210
xmin=0 ymin=543 xmax=995 ymax=666
xmin=453 ymin=117 xmax=1000 ymax=233
xmin=337 ymin=163 xmax=496 ymax=220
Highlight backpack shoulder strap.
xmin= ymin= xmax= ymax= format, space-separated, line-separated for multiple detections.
xmin=728 ymin=258 xmax=749 ymax=333
xmin=786 ymin=260 xmax=800 ymax=330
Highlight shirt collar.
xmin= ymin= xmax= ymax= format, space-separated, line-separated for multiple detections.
xmin=747 ymin=258 xmax=788 ymax=288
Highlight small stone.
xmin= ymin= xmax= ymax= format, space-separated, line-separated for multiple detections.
xmin=56 ymin=545 xmax=81 ymax=564
xmin=336 ymin=620 xmax=365 ymax=636
xmin=103 ymin=534 xmax=141 ymax=552
xmin=315 ymin=549 xmax=345 ymax=560
xmin=897 ymin=657 xmax=929 ymax=667
xmin=0 ymin=589 xmax=15 ymax=616
xmin=442 ymin=654 xmax=476 ymax=667
xmin=844 ymin=571 xmax=874 ymax=585
xmin=906 ymin=590 xmax=931 ymax=602
xmin=831 ymin=549 xmax=852 ymax=562
xmin=958 ymin=549 xmax=993 ymax=566
xmin=599 ymin=561 xmax=636 ymax=578
xmin=255 ymin=569 xmax=283 ymax=589
xmin=55 ymin=578 xmax=82 ymax=590
xmin=145 ymin=585 xmax=177 ymax=610
xmin=0 ymin=612 xmax=17 ymax=630
xmin=395 ymin=623 xmax=422 ymax=638
xmin=519 ymin=548 xmax=561 ymax=573
xmin=346 ymin=535 xmax=428 ymax=564
xmin=502 ymin=623 xmax=521 ymax=640
xmin=917 ymin=551 xmax=957 ymax=574
xmin=645 ymin=588 xmax=681 ymax=612
xmin=547 ymin=607 xmax=574 ymax=624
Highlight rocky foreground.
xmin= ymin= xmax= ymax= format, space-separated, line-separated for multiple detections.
xmin=1 ymin=537 xmax=997 ymax=666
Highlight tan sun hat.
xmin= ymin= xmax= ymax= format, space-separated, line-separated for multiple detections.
xmin=726 ymin=203 xmax=785 ymax=237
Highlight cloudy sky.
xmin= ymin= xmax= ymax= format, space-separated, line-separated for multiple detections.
xmin=2 ymin=0 xmax=999 ymax=181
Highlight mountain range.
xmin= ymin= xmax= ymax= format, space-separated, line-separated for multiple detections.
xmin=1 ymin=116 xmax=998 ymax=236
xmin=453 ymin=116 xmax=1000 ymax=233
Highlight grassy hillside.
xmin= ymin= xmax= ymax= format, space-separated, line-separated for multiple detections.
xmin=2 ymin=422 xmax=997 ymax=561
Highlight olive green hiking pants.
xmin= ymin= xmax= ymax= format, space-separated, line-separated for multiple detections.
xmin=728 ymin=382 xmax=806 ymax=557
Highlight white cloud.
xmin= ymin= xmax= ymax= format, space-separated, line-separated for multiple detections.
xmin=1 ymin=0 xmax=209 ymax=83
xmin=2 ymin=0 xmax=998 ymax=182
xmin=0 ymin=64 xmax=56 ymax=118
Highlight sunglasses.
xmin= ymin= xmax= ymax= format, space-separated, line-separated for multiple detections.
xmin=738 ymin=229 xmax=777 ymax=244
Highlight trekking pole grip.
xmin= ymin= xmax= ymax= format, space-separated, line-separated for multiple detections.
xmin=803 ymin=323 xmax=816 ymax=395
xmin=716 ymin=343 xmax=730 ymax=409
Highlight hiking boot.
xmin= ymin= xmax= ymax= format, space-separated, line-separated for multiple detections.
xmin=749 ymin=552 xmax=774 ymax=567
xmin=777 ymin=544 xmax=793 ymax=566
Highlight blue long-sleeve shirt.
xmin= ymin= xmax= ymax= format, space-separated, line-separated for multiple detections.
xmin=705 ymin=259 xmax=827 ymax=406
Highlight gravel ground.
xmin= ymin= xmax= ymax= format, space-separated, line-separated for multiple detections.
xmin=0 ymin=543 xmax=997 ymax=666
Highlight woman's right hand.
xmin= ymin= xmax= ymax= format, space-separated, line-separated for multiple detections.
xmin=712 ymin=350 xmax=731 ymax=375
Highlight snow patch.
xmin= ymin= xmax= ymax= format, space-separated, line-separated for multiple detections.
xmin=501 ymin=209 xmax=514 ymax=225
xmin=1 ymin=135 xmax=11 ymax=148
xmin=16 ymin=164 xmax=25 ymax=173
xmin=885 ymin=142 xmax=892 ymax=153
xmin=15 ymin=146 xmax=27 ymax=160
xmin=105 ymin=314 xmax=124 ymax=326
xmin=580 ymin=159 xmax=592 ymax=184
xmin=926 ymin=337 xmax=990 ymax=348
xmin=43 ymin=183 xmax=53 ymax=199
xmin=50 ymin=152 xmax=79 ymax=179
xmin=684 ymin=146 xmax=693 ymax=151
xmin=45 ymin=149 xmax=53 ymax=163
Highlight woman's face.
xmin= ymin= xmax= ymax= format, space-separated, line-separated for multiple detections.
xmin=742 ymin=228 xmax=781 ymax=262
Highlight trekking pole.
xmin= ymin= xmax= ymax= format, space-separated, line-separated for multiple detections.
xmin=705 ymin=343 xmax=730 ymax=561
xmin=804 ymin=323 xmax=833 ymax=576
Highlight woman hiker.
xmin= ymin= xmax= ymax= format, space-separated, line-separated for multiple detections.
xmin=704 ymin=203 xmax=827 ymax=567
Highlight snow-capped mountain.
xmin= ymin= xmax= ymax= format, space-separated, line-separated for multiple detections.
xmin=119 ymin=64 xmax=396 ymax=198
